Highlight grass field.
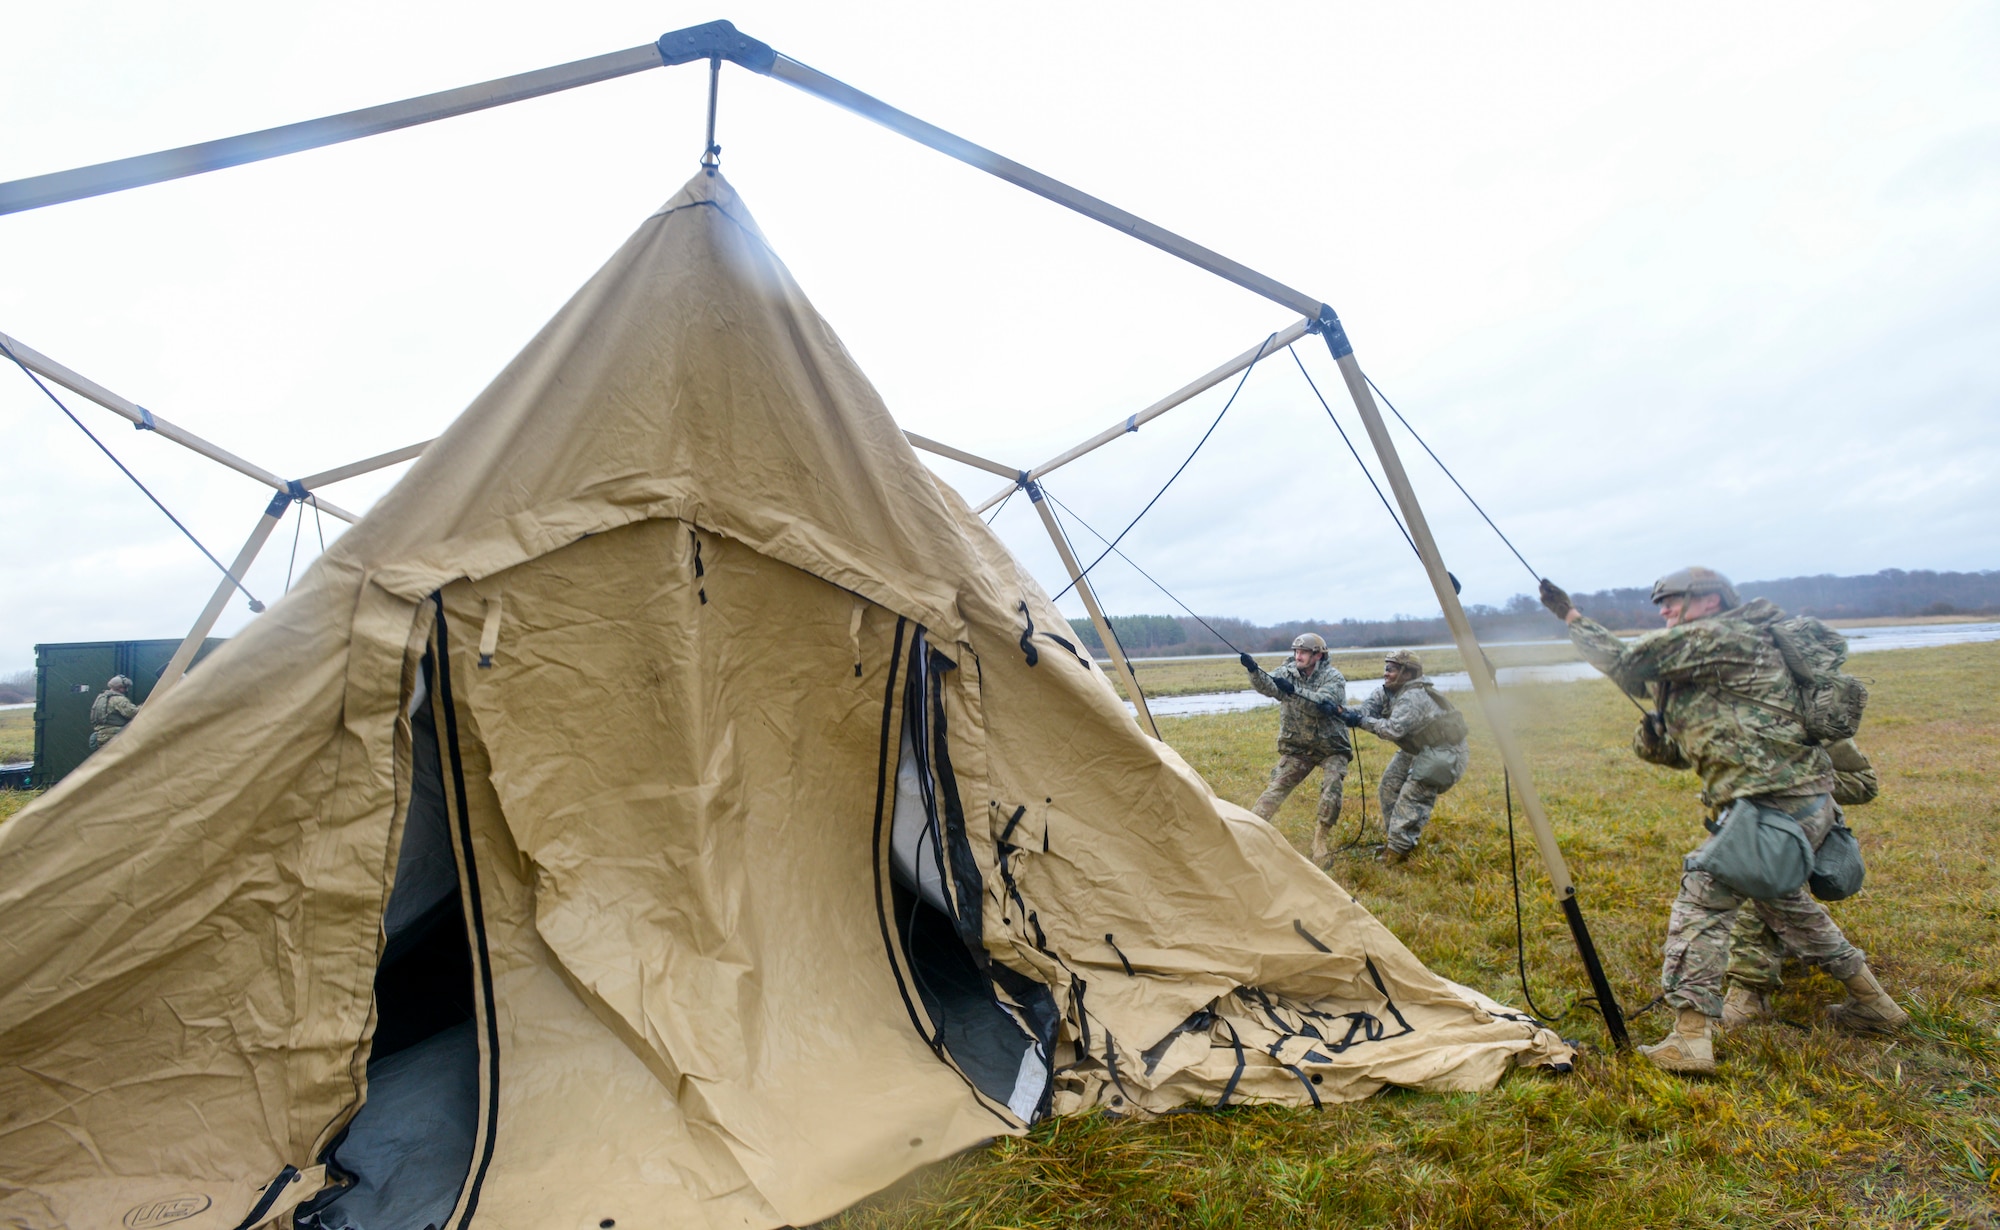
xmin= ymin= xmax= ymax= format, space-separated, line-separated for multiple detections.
xmin=829 ymin=640 xmax=2000 ymax=1228
xmin=0 ymin=708 xmax=31 ymax=765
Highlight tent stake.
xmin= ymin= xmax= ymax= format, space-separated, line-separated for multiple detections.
xmin=1025 ymin=482 xmax=1160 ymax=740
xmin=149 ymin=491 xmax=290 ymax=703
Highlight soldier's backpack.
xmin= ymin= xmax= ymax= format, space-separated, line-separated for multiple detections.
xmin=1410 ymin=681 xmax=1471 ymax=747
xmin=1766 ymin=614 xmax=1869 ymax=744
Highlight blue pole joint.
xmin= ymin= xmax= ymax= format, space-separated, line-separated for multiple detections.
xmin=656 ymin=21 xmax=777 ymax=73
xmin=1311 ymin=304 xmax=1353 ymax=360
xmin=285 ymin=480 xmax=309 ymax=503
xmin=1023 ymin=479 xmax=1045 ymax=503
xmin=134 ymin=406 xmax=157 ymax=431
xmin=265 ymin=490 xmax=292 ymax=517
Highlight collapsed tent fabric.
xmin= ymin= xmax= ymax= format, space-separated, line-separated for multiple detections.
xmin=0 ymin=172 xmax=1570 ymax=1230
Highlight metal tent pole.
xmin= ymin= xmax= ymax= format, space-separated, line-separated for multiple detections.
xmin=970 ymin=318 xmax=1315 ymax=514
xmin=896 ymin=430 xmax=1165 ymax=739
xmin=0 ymin=331 xmax=362 ymax=523
xmin=1024 ymin=482 xmax=1160 ymax=740
xmin=149 ymin=492 xmax=290 ymax=702
xmin=0 ymin=46 xmax=669 ymax=215
xmin=294 ymin=439 xmax=433 ymax=489
xmin=1319 ymin=333 xmax=1628 ymax=1048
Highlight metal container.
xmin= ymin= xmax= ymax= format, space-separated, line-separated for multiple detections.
xmin=30 ymin=638 xmax=224 ymax=787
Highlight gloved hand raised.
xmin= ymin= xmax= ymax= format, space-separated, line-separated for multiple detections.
xmin=1272 ymin=676 xmax=1297 ymax=696
xmin=1538 ymin=578 xmax=1574 ymax=621
xmin=1239 ymin=652 xmax=1258 ymax=672
xmin=1337 ymin=706 xmax=1365 ymax=728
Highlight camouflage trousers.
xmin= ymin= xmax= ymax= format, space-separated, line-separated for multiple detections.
xmin=1253 ymin=750 xmax=1349 ymax=861
xmin=87 ymin=725 xmax=124 ymax=753
xmin=1379 ymin=745 xmax=1468 ymax=855
xmin=1663 ymin=794 xmax=1865 ymax=1017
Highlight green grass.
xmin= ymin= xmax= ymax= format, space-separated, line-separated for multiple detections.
xmin=828 ymin=641 xmax=2000 ymax=1228
xmin=0 ymin=708 xmax=31 ymax=765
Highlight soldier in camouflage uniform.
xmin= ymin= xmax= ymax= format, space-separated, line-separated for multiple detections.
xmin=1336 ymin=649 xmax=1469 ymax=863
xmin=1541 ymin=567 xmax=1906 ymax=1075
xmin=1722 ymin=737 xmax=1878 ymax=1027
xmin=1240 ymin=633 xmax=1351 ymax=865
xmin=87 ymin=675 xmax=140 ymax=753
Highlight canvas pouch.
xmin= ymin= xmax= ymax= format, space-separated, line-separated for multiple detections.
xmin=1685 ymin=797 xmax=1815 ymax=900
xmin=1808 ymin=818 xmax=1866 ymax=901
xmin=1409 ymin=745 xmax=1464 ymax=791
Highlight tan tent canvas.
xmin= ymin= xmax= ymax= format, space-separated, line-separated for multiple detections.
xmin=0 ymin=173 xmax=1569 ymax=1230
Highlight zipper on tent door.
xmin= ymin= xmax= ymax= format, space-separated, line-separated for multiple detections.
xmin=428 ymin=596 xmax=504 ymax=1229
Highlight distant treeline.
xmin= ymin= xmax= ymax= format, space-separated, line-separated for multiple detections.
xmin=1070 ymin=569 xmax=2000 ymax=658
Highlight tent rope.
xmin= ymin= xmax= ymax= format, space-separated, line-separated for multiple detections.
xmin=1504 ymin=766 xmax=1577 ymax=1025
xmin=1051 ymin=332 xmax=1280 ymax=603
xmin=1041 ymin=494 xmax=1151 ymax=670
xmin=1288 ymin=348 xmax=1419 ymax=559
xmin=1041 ymin=487 xmax=1246 ymax=655
xmin=3 ymin=337 xmax=264 ymax=611
xmin=984 ymin=483 xmax=1018 ymax=526
xmin=1362 ymin=373 xmax=1540 ymax=584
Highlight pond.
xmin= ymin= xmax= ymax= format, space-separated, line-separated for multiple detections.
xmin=1131 ymin=621 xmax=2000 ymax=718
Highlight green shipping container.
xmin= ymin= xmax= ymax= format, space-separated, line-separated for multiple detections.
xmin=31 ymin=638 xmax=225 ymax=788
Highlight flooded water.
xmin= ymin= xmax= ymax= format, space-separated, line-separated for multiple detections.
xmin=1839 ymin=621 xmax=2000 ymax=652
xmin=1132 ymin=621 xmax=2000 ymax=719
xmin=0 ymin=702 xmax=31 ymax=712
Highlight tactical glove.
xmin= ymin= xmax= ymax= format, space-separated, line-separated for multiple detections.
xmin=1337 ymin=706 xmax=1366 ymax=728
xmin=1239 ymin=652 xmax=1258 ymax=672
xmin=1315 ymin=698 xmax=1338 ymax=716
xmin=1273 ymin=676 xmax=1297 ymax=696
xmin=1538 ymin=578 xmax=1574 ymax=620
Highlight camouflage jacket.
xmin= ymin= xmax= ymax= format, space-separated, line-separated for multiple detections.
xmin=1249 ymin=658 xmax=1350 ymax=756
xmin=1360 ymin=679 xmax=1466 ymax=755
xmin=1569 ymin=599 xmax=1833 ymax=806
xmin=89 ymin=690 xmax=139 ymax=731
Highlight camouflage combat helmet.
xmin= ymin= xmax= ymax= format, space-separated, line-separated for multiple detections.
xmin=1383 ymin=649 xmax=1423 ymax=674
xmin=1650 ymin=566 xmax=1740 ymax=610
xmin=1290 ymin=633 xmax=1326 ymax=654
xmin=106 ymin=675 xmax=133 ymax=690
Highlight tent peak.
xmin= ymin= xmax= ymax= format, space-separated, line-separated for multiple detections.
xmin=652 ymin=169 xmax=766 ymax=243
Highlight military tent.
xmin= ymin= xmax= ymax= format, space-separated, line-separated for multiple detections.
xmin=0 ymin=172 xmax=1569 ymax=1230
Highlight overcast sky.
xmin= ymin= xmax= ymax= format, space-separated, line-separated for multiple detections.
xmin=3 ymin=1 xmax=1996 ymax=676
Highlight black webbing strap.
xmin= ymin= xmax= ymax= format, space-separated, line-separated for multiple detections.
xmin=1104 ymin=934 xmax=1135 ymax=977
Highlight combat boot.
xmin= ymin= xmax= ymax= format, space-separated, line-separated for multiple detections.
xmin=1383 ymin=845 xmax=1414 ymax=866
xmin=1311 ymin=822 xmax=1334 ymax=866
xmin=1825 ymin=964 xmax=1909 ymax=1034
xmin=1719 ymin=984 xmax=1769 ymax=1031
xmin=1637 ymin=1007 xmax=1716 ymax=1074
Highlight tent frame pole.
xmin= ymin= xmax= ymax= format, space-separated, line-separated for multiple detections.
xmin=1 ymin=330 xmax=364 ymax=523
xmin=149 ymin=492 xmax=290 ymax=702
xmin=1025 ymin=482 xmax=1160 ymax=740
xmin=1321 ymin=340 xmax=1628 ymax=1048
xmin=970 ymin=318 xmax=1315 ymax=514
